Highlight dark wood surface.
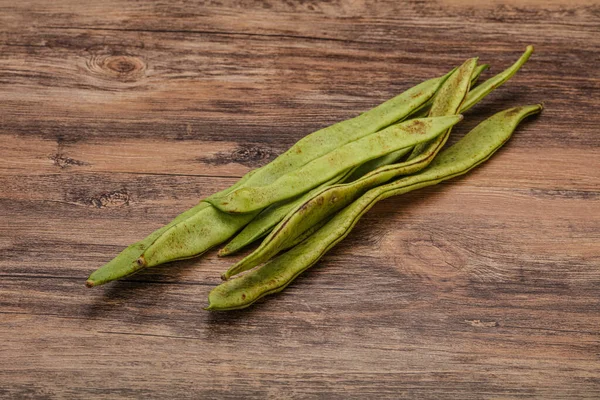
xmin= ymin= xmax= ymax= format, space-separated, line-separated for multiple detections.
xmin=1 ymin=1 xmax=599 ymax=398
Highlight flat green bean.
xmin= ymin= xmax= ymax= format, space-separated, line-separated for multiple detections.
xmin=85 ymin=168 xmax=260 ymax=287
xmin=208 ymin=115 xmax=463 ymax=214
xmin=221 ymin=58 xmax=476 ymax=279
xmin=359 ymin=46 xmax=532 ymax=181
xmin=409 ymin=56 xmax=478 ymax=158
xmin=408 ymin=46 xmax=533 ymax=122
xmin=461 ymin=46 xmax=533 ymax=113
xmin=221 ymin=46 xmax=533 ymax=279
xmin=138 ymin=115 xmax=461 ymax=269
xmin=207 ymin=70 xmax=456 ymax=207
xmin=207 ymin=104 xmax=543 ymax=310
xmin=402 ymin=63 xmax=489 ymax=126
xmin=137 ymin=115 xmax=461 ymax=268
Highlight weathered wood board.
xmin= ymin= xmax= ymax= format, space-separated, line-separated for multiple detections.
xmin=1 ymin=1 xmax=599 ymax=398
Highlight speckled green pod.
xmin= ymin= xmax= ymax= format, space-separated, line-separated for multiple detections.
xmin=137 ymin=116 xmax=461 ymax=269
xmin=221 ymin=63 xmax=490 ymax=256
xmin=206 ymin=71 xmax=456 ymax=209
xmin=208 ymin=115 xmax=464 ymax=214
xmin=220 ymin=46 xmax=535 ymax=278
xmin=218 ymin=169 xmax=354 ymax=257
xmin=207 ymin=104 xmax=543 ymax=311
xmin=85 ymin=168 xmax=259 ymax=287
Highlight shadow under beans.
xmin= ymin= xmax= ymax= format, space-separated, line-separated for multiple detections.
xmin=203 ymin=189 xmax=447 ymax=326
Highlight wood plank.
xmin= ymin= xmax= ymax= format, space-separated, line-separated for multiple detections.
xmin=2 ymin=130 xmax=599 ymax=185
xmin=1 ymin=0 xmax=599 ymax=398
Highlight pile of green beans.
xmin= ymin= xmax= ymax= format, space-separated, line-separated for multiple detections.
xmin=86 ymin=67 xmax=456 ymax=287
xmin=86 ymin=46 xmax=542 ymax=312
xmin=207 ymin=104 xmax=543 ymax=310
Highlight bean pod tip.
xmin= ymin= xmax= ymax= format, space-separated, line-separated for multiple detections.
xmin=217 ymin=248 xmax=229 ymax=257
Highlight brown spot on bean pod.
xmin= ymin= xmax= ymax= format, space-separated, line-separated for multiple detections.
xmin=407 ymin=119 xmax=428 ymax=135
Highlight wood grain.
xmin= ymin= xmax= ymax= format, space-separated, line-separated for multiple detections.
xmin=1 ymin=0 xmax=599 ymax=398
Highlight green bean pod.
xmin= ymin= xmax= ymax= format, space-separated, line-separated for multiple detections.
xmin=221 ymin=58 xmax=476 ymax=279
xmin=408 ymin=46 xmax=533 ymax=121
xmin=138 ymin=207 xmax=258 ymax=268
xmin=207 ymin=104 xmax=543 ymax=310
xmin=207 ymin=70 xmax=456 ymax=205
xmin=220 ymin=46 xmax=534 ymax=278
xmin=461 ymin=46 xmax=533 ymax=113
xmin=355 ymin=46 xmax=532 ymax=179
xmin=402 ymin=62 xmax=489 ymax=127
xmin=209 ymin=115 xmax=463 ymax=214
xmin=137 ymin=115 xmax=460 ymax=268
xmin=85 ymin=168 xmax=260 ymax=287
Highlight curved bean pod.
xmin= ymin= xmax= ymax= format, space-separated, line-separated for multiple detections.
xmin=88 ymin=71 xmax=458 ymax=284
xmin=207 ymin=104 xmax=543 ymax=310
xmin=85 ymin=168 xmax=260 ymax=287
xmin=359 ymin=46 xmax=531 ymax=177
xmin=408 ymin=46 xmax=533 ymax=121
xmin=139 ymin=75 xmax=459 ymax=264
xmin=207 ymin=70 xmax=456 ymax=205
xmin=221 ymin=58 xmax=476 ymax=279
xmin=403 ymin=62 xmax=489 ymax=125
xmin=408 ymin=56 xmax=478 ymax=158
xmin=461 ymin=45 xmax=533 ymax=113
xmin=138 ymin=207 xmax=258 ymax=268
xmin=86 ymin=70 xmax=458 ymax=286
xmin=136 ymin=116 xmax=461 ymax=269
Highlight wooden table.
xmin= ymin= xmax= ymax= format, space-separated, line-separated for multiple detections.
xmin=1 ymin=1 xmax=599 ymax=398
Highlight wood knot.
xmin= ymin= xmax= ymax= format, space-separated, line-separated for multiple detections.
xmin=231 ymin=146 xmax=273 ymax=166
xmin=201 ymin=145 xmax=275 ymax=168
xmin=50 ymin=154 xmax=89 ymax=169
xmin=89 ymin=190 xmax=130 ymax=208
xmin=88 ymin=55 xmax=146 ymax=82
xmin=465 ymin=319 xmax=498 ymax=328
